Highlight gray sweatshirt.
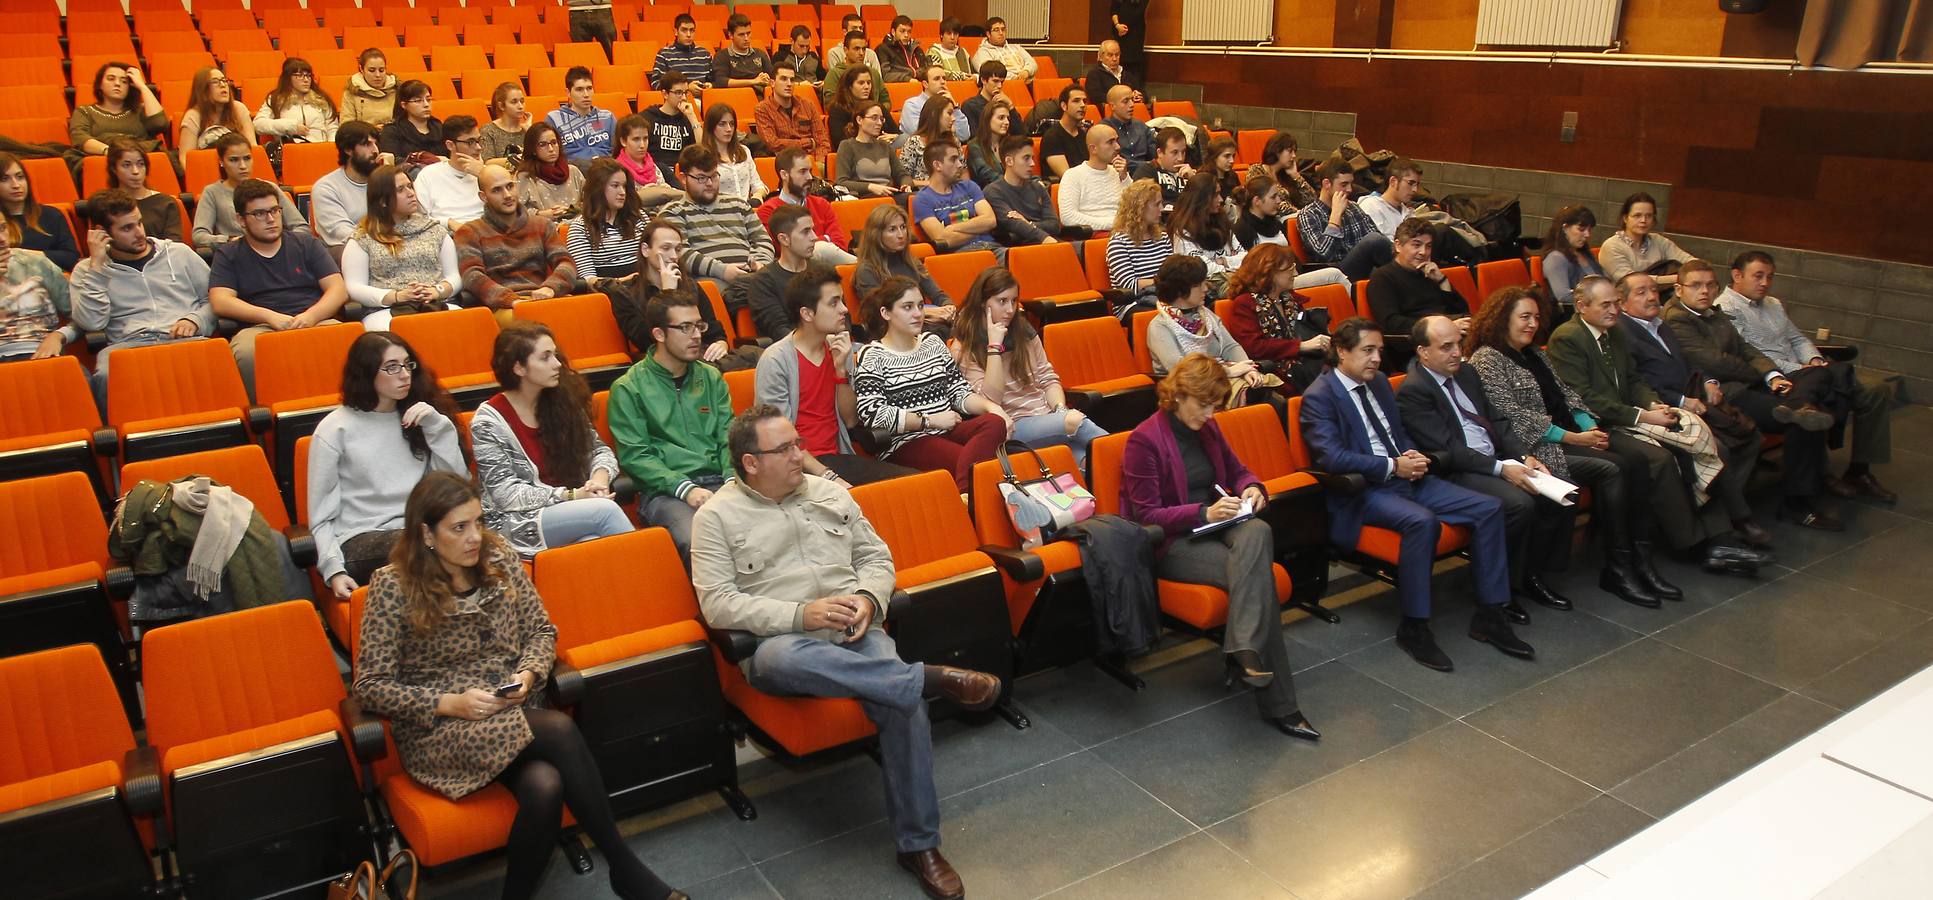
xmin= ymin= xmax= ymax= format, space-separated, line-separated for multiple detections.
xmin=69 ymin=238 xmax=216 ymax=345
xmin=193 ymin=181 xmax=311 ymax=253
xmin=307 ymin=405 xmax=465 ymax=580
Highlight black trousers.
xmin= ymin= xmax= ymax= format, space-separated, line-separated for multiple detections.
xmin=568 ymin=8 xmax=618 ymax=55
xmin=1728 ymin=383 xmax=1827 ymax=498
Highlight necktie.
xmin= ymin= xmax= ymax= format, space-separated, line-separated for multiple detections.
xmin=1597 ymin=332 xmax=1619 ymax=385
xmin=1355 ymin=385 xmax=1396 ymax=457
xmin=1445 ymin=377 xmax=1495 ymax=435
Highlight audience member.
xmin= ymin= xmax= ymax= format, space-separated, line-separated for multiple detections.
xmin=897 ymin=95 xmax=962 ymax=190
xmin=481 ymin=82 xmax=531 ymax=167
xmin=853 ymin=204 xmax=953 ymax=333
xmin=598 ymin=217 xmax=748 ymax=369
xmin=1168 ymin=175 xmax=1241 ymax=296
xmin=308 ymin=331 xmax=463 ymax=598
xmin=1296 ymin=159 xmax=1393 ymax=281
xmin=351 ymin=472 xmax=683 ymax=900
xmin=472 ymin=322 xmax=630 ymax=557
xmin=339 ymin=49 xmax=398 ymax=127
xmin=1201 ymin=136 xmax=1241 ymax=202
xmin=514 ymin=122 xmax=588 ymax=220
xmin=209 ymin=179 xmax=346 ymax=396
xmin=546 ymin=67 xmax=616 ymax=164
xmin=1040 ymin=85 xmax=1091 ymax=177
xmin=380 ymin=80 xmax=446 ymax=170
xmin=952 ymin=267 xmax=1108 ymax=463
xmin=1101 ymin=85 xmax=1154 ymax=167
xmin=253 ymin=58 xmax=340 ymax=145
xmin=193 ymin=133 xmax=309 ymax=255
xmin=565 ymin=0 xmax=619 ymax=56
xmin=1085 ymin=39 xmax=1151 ymax=116
xmin=643 ymin=73 xmax=703 ymax=189
xmin=690 ymin=404 xmax=998 ymax=900
xmin=755 ymin=147 xmax=856 ymax=266
xmin=1132 ymin=127 xmax=1194 ymax=206
xmin=1106 ymin=179 xmax=1169 ymax=314
xmin=971 ymin=17 xmax=1037 ymax=83
xmin=914 ymin=141 xmax=1002 ymax=257
xmin=877 ymin=15 xmax=926 ymax=82
xmin=711 ymin=13 xmax=775 ymax=94
xmin=1299 ymin=317 xmax=1531 ymax=671
xmin=835 ymin=101 xmax=909 ymax=197
xmin=735 ymin=204 xmax=819 ymax=342
xmin=899 ymin=65 xmax=971 ymax=140
xmin=983 ymin=135 xmax=1063 ymax=247
xmin=1465 ymin=288 xmax=1662 ymax=608
xmin=101 ymin=139 xmax=182 ymax=242
xmin=854 ymin=276 xmax=1009 ymax=491
xmin=1146 ymin=255 xmax=1268 ymax=408
xmin=313 ymin=123 xmax=383 ymax=251
xmin=825 ymin=32 xmax=887 ymax=113
xmin=612 ymin=113 xmax=685 ymax=208
xmin=754 ymin=63 xmax=831 ymax=162
xmin=1540 ymin=205 xmax=1603 ymax=322
xmin=69 ymin=62 xmax=168 ymax=155
xmin=179 ymin=67 xmax=256 ymax=150
xmin=1245 ymin=131 xmax=1318 ymax=211
xmin=1357 ymin=158 xmax=1422 ymax=240
xmin=342 ymin=164 xmax=460 ymax=330
xmin=0 ymin=155 xmax=79 ymax=270
xmin=455 ymin=166 xmax=579 ymax=321
xmin=1231 ymin=174 xmax=1287 ymax=251
xmin=651 ymin=14 xmax=714 ymax=90
xmin=658 ymin=145 xmax=772 ymax=295
xmin=700 ymin=104 xmax=766 ymax=203
xmin=1223 ymin=244 xmax=1333 ymax=394
xmin=1717 ymin=251 xmax=1894 ymax=502
xmin=0 ymin=223 xmax=71 ymax=362
xmin=1058 ymin=124 xmax=1130 ymax=231
xmin=1546 ymin=276 xmax=1772 ymax=575
xmin=1367 ymin=218 xmax=1469 ymax=337
xmin=959 ymin=61 xmax=1008 ymax=145
xmin=775 ymin=26 xmax=826 ymax=91
xmin=412 ymin=115 xmax=487 ymax=229
xmin=929 ymin=18 xmax=975 ymax=79
xmin=966 ymin=98 xmax=1015 ymax=187
xmin=826 ymin=64 xmax=897 ymax=152
xmin=565 ymin=158 xmax=647 ymax=281
xmin=70 ymin=189 xmax=212 ymax=399
xmin=1121 ymin=353 xmax=1316 ymax=738
xmin=823 ymin=15 xmax=880 ymax=74
xmin=1599 ymin=192 xmax=1692 ymax=286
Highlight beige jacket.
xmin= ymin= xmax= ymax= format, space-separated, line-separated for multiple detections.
xmin=340 ymin=73 xmax=397 ymax=127
xmin=690 ymin=476 xmax=895 ymax=644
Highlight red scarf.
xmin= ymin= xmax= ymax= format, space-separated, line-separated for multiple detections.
xmin=535 ymin=158 xmax=572 ymax=185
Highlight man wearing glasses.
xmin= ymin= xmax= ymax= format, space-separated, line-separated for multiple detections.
xmin=643 ymin=72 xmax=704 ymax=189
xmin=690 ymin=404 xmax=999 ymax=900
xmin=606 ymin=292 xmax=734 ymax=563
xmin=659 ymin=144 xmax=772 ymax=297
xmin=208 ymin=179 xmax=347 ymax=401
xmin=411 ymin=114 xmax=487 ymax=230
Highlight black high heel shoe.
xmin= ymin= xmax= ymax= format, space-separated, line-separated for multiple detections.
xmin=1268 ymin=712 xmax=1321 ymax=742
xmin=1224 ymin=651 xmax=1274 ymax=690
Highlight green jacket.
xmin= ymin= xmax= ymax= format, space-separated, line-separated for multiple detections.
xmin=607 ymin=354 xmax=734 ymax=501
xmin=109 ymin=478 xmax=288 ymax=610
xmin=1546 ymin=317 xmax=1658 ymax=428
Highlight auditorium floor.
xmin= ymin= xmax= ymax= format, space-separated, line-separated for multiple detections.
xmin=424 ymin=404 xmax=1933 ymax=900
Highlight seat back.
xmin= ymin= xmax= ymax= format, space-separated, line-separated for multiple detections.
xmin=1443 ymin=265 xmax=1479 ymax=309
xmin=849 ymin=470 xmax=981 ymax=572
xmin=1130 ymin=309 xmax=1155 ymax=374
xmin=141 ymin=601 xmax=346 ymax=758
xmin=278 ymin=141 xmax=342 ymax=194
xmin=1300 ymin=282 xmax=1358 ymax=328
xmin=119 ymin=445 xmax=292 ymax=532
xmin=723 ymin=368 xmax=756 ymax=415
xmin=533 ymin=528 xmax=698 ymax=650
xmin=1213 ymin=403 xmax=1295 ymax=482
xmin=0 ymin=472 xmax=111 ymax=581
xmin=1008 ymin=242 xmax=1096 ymax=299
xmin=0 ymin=355 xmax=104 ymax=444
xmin=1284 ymin=395 xmax=1314 ymax=470
xmin=0 ymin=644 xmax=135 ymax=785
xmin=1086 ymin=431 xmax=1131 ymax=516
xmin=1474 ymin=258 xmax=1531 ymax=316
xmin=923 ymin=249 xmax=995 ymax=303
xmin=254 ymin=322 xmax=361 ymax=411
xmin=830 ymin=196 xmax=891 ymax=246
xmin=1083 ymin=236 xmax=1111 ymax=292
xmin=704 ymin=86 xmax=759 ymax=130
xmin=389 ymin=307 xmax=502 ymax=385
xmin=103 ymin=338 xmax=251 ymax=432
xmin=1042 ymin=316 xmax=1137 ymax=387
xmin=968 ymin=444 xmax=1082 ymax=548
xmin=511 ymin=293 xmax=629 ymax=363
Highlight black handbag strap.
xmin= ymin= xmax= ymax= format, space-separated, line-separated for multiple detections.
xmin=996 ymin=440 xmax=1052 ymax=485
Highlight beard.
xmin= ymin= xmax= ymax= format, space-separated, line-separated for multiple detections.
xmin=351 ymin=153 xmax=381 ymax=177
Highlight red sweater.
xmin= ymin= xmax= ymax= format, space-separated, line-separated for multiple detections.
xmin=1225 ymin=292 xmax=1303 ymax=363
xmin=756 ymin=192 xmax=851 ymax=253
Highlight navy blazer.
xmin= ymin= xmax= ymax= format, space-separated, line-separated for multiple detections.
xmin=1619 ymin=312 xmax=1699 ymax=406
xmin=1300 ymin=368 xmax=1413 ymax=543
xmin=1396 ymin=359 xmax=1527 ymax=475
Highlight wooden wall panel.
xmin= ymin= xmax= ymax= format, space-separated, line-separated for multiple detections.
xmin=1620 ymin=0 xmax=1728 ymax=56
xmin=1391 ymin=0 xmax=1478 ymax=51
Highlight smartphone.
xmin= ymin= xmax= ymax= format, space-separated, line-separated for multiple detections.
xmin=493 ymin=680 xmax=523 ymax=697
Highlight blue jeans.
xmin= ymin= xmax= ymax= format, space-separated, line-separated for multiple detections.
xmin=746 ymin=630 xmax=939 ymax=852
xmin=1009 ymin=411 xmax=1109 ymax=466
xmin=538 ymin=497 xmax=634 ymax=548
xmin=642 ymin=493 xmax=696 ymax=565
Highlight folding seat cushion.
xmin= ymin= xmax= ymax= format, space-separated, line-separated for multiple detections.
xmin=0 ymin=472 xmax=114 ymax=597
xmin=1040 ymin=316 xmax=1157 ymax=400
xmin=510 ymin=292 xmax=633 ymax=371
xmin=0 ymin=645 xmax=137 ymax=815
xmin=0 ymin=355 xmax=111 ymax=483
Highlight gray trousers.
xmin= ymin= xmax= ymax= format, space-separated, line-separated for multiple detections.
xmin=641 ymin=493 xmax=696 ymax=565
xmin=1156 ymin=518 xmax=1301 ymax=718
xmin=746 ymin=630 xmax=940 ymax=853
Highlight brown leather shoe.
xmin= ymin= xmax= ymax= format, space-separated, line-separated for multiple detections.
xmin=897 ymin=848 xmax=965 ymax=900
xmin=1732 ymin=519 xmax=1774 ymax=548
xmin=1824 ymin=476 xmax=1858 ymax=499
xmin=1848 ymin=472 xmax=1898 ymax=504
xmin=928 ymin=665 xmax=1001 ymax=711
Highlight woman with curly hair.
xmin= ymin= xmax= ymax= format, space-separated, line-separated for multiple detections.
xmin=1223 ymin=243 xmax=1333 ymax=394
xmin=1105 ymin=178 xmax=1168 ymax=317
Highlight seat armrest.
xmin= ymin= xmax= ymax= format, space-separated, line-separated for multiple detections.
xmin=283 ymin=524 xmax=316 ymax=569
xmin=1137 ymin=523 xmax=1165 ymax=548
xmin=1818 ymin=342 xmax=1858 ymax=362
xmin=336 ymin=697 xmax=388 ymax=763
xmin=706 ymin=626 xmax=760 ymax=664
xmin=978 ymin=544 xmax=1044 ymax=581
xmin=1304 ymin=469 xmax=1367 ymax=495
xmin=105 ymin=566 xmax=134 ymax=599
xmin=1021 ymin=298 xmax=1059 ymax=320
xmin=548 ymin=660 xmax=585 ymax=706
xmin=91 ymin=427 xmax=118 ymax=456
xmin=612 ymin=474 xmax=638 ymax=506
xmin=1065 ymin=389 xmax=1103 ymax=412
xmin=121 ymin=745 xmax=163 ymax=816
xmin=246 ymin=405 xmax=272 ymax=436
xmin=882 ymin=588 xmax=913 ymax=621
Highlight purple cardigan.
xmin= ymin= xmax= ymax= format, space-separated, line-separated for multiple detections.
xmin=1120 ymin=411 xmax=1263 ymax=558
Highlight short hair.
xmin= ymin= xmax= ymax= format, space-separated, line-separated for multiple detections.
xmin=941 ymin=17 xmax=962 ymax=35
xmin=674 ymin=12 xmax=695 ymax=29
xmin=774 ymin=145 xmax=810 ymax=174
xmin=1330 ymin=317 xmax=1382 ymax=363
xmin=1156 ymin=353 xmax=1232 ymax=410
xmin=987 ymin=16 xmax=1007 ymax=29
xmin=564 ymin=66 xmax=594 ymax=89
xmin=441 ymin=114 xmax=479 ymax=140
xmin=1616 ymin=272 xmax=1657 ymax=299
xmin=922 ymin=137 xmax=960 ymax=171
xmin=357 ymin=47 xmax=387 ymax=68
xmin=1316 ymin=158 xmax=1349 ymax=183
xmin=1154 ymin=126 xmax=1187 ymax=151
xmin=1731 ymin=250 xmax=1775 ymax=272
xmin=88 ymin=188 xmax=139 ymax=224
xmin=1411 ymin=315 xmax=1449 ymax=348
xmin=1386 ymin=157 xmax=1423 ymax=182
xmin=231 ymin=178 xmax=282 ymax=217
xmin=726 ymin=12 xmax=751 ymax=32
xmin=768 ymin=203 xmax=813 ymax=243
xmin=923 ymin=63 xmax=946 ymax=82
xmin=678 ymin=143 xmax=719 ymax=174
xmin=336 ymin=121 xmax=378 ymax=165
xmin=787 ymin=263 xmax=842 ymax=327
xmin=1679 ymin=258 xmax=1717 ymax=282
xmin=842 ymin=13 xmax=863 ymax=27
xmin=977 ymin=60 xmax=1007 ymax=83
xmin=891 ymin=15 xmax=913 ymax=29
xmin=1058 ymin=82 xmax=1084 ymax=105
xmin=728 ymin=404 xmax=789 ymax=479
xmin=1153 ymin=255 xmax=1208 ymax=303
xmin=1618 ymin=192 xmax=1659 ymax=223
xmin=643 ymin=289 xmax=700 ymax=339
xmin=844 ymin=30 xmax=868 ymax=48
xmin=998 ymin=134 xmax=1032 ymax=162
xmin=789 ymin=24 xmax=813 ymax=41
xmin=660 ymin=70 xmax=690 ymax=91
xmin=1572 ymin=274 xmax=1614 ymax=307
xmin=774 ymin=59 xmax=797 ymax=78
xmin=1392 ymin=217 xmax=1433 ymax=245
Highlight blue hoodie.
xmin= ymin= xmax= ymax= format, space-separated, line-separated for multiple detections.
xmin=546 ymin=102 xmax=616 ymax=162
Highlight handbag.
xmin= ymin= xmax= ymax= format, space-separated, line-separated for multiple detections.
xmin=378 ymin=849 xmax=419 ymax=899
xmin=996 ymin=441 xmax=1096 ymax=548
xmin=326 ymin=861 xmax=378 ymax=900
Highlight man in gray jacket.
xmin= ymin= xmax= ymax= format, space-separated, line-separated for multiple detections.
xmin=70 ymin=189 xmax=216 ymax=405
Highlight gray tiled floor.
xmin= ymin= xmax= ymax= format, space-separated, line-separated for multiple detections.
xmin=426 ymin=406 xmax=1933 ymax=899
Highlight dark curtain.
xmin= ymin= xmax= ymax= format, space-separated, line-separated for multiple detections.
xmin=1797 ymin=0 xmax=1933 ymax=68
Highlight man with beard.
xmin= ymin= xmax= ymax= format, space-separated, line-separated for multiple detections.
xmin=312 ymin=122 xmax=384 ymax=254
xmin=70 ymin=188 xmax=214 ymax=404
xmin=658 ymin=145 xmax=771 ymax=297
xmin=453 ymin=166 xmax=579 ymax=323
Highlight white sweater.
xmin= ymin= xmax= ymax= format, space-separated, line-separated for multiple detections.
xmin=253 ymin=95 xmax=340 ymax=144
xmin=307 ymin=405 xmax=465 ymax=580
xmin=1057 ymin=162 xmax=1127 ymax=230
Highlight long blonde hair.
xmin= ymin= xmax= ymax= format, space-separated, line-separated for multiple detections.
xmin=1113 ymin=179 xmax=1164 ymax=243
xmin=854 ymin=203 xmax=929 ymax=283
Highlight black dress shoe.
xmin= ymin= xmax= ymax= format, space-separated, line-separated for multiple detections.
xmin=897 ymin=849 xmax=965 ymax=900
xmin=1777 ymin=502 xmax=1845 ymax=532
xmin=1501 ymin=598 xmax=1531 ymax=626
xmin=1520 ymin=573 xmax=1573 ymax=611
xmin=1469 ymin=607 xmax=1535 ymax=659
xmin=1732 ymin=519 xmax=1775 ymax=549
xmin=1701 ymin=539 xmax=1774 ymax=576
xmin=1600 ymin=549 xmax=1663 ymax=608
xmin=1631 ymin=541 xmax=1684 ymax=601
xmin=1396 ymin=618 xmax=1454 ymax=672
xmin=1268 ymin=713 xmax=1321 ymax=742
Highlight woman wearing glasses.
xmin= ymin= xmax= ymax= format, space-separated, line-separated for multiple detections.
xmin=179 ymin=66 xmax=255 ymax=152
xmin=469 ymin=322 xmax=632 ymax=559
xmin=191 ymin=132 xmax=308 ymax=255
xmin=596 ymin=217 xmax=753 ymax=370
xmin=380 ymin=80 xmax=445 ymax=171
xmin=309 ymin=331 xmax=465 ymax=602
xmin=835 ymin=100 xmax=908 ymax=198
xmin=253 ymin=58 xmax=340 ymax=145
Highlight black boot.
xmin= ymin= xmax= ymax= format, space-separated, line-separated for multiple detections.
xmin=1698 ymin=536 xmax=1776 ymax=577
xmin=1630 ymin=541 xmax=1685 ymax=601
xmin=1520 ymin=572 xmax=1572 ymax=611
xmin=1396 ymin=616 xmax=1453 ymax=672
xmin=1600 ymin=548 xmax=1663 ymax=608
xmin=1468 ymin=606 xmax=1536 ymax=659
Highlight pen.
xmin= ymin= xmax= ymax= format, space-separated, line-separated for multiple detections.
xmin=1213 ymin=484 xmax=1231 ymax=499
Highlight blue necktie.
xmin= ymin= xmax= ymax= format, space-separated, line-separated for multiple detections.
xmin=1355 ymin=385 xmax=1396 ymax=457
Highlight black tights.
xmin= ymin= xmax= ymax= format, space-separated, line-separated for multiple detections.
xmin=496 ymin=708 xmax=673 ymax=900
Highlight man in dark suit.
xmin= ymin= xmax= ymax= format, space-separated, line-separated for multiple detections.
xmin=1617 ymin=272 xmax=1768 ymax=546
xmin=1667 ymin=260 xmax=1840 ymax=531
xmin=1547 ymin=276 xmax=1772 ymax=579
xmin=1398 ymin=315 xmax=1652 ymax=612
xmin=1300 ymin=317 xmax=1532 ymax=672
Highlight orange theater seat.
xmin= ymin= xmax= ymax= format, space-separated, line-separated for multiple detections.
xmin=0 ymin=355 xmax=116 ymax=498
xmin=1039 ymin=316 xmax=1158 ymax=432
xmin=104 ymin=338 xmax=256 ymax=463
xmin=1008 ymin=242 xmax=1107 ymax=324
xmin=1474 ymin=258 xmax=1532 ymax=316
xmin=388 ymin=307 xmax=502 ymax=407
xmin=119 ymin=444 xmax=316 ymax=569
xmin=922 ymin=248 xmax=996 ymax=303
xmin=511 ymin=292 xmax=634 ymax=389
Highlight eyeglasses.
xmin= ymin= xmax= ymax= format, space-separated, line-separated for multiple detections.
xmin=667 ymin=321 xmax=711 ymax=336
xmin=452 ymin=136 xmax=483 ymax=148
xmin=684 ymin=170 xmax=719 ymax=183
xmin=291 ymin=71 xmax=313 ymax=79
xmin=752 ymin=438 xmax=805 ymax=456
xmin=860 ymin=112 xmax=884 ymax=122
xmin=534 ymin=138 xmax=561 ymax=149
xmin=379 ymin=360 xmax=418 ymax=376
xmin=242 ymin=208 xmax=281 ymax=221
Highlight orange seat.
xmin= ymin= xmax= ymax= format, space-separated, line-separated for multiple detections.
xmin=1007 ymin=242 xmax=1106 ymax=322
xmin=253 ymin=321 xmax=359 ymax=417
xmin=1282 ymin=394 xmax=1470 ymax=566
xmin=119 ymin=444 xmax=314 ymax=569
xmin=276 ymin=141 xmax=341 ymax=195
xmin=511 ymin=292 xmax=633 ymax=372
xmin=0 ymin=356 xmax=113 ymax=494
xmin=1443 ymin=265 xmax=1480 ymax=310
xmin=968 ymin=447 xmax=1088 ymax=633
xmin=1474 ymin=258 xmax=1532 ymax=317
xmin=830 ymin=196 xmax=892 ymax=247
xmin=1082 ymin=236 xmax=1111 ymax=293
xmin=460 ymin=67 xmax=523 ymax=99
xmin=723 ymin=368 xmax=756 ymax=415
xmin=1298 ymin=282 xmax=1359 ymax=331
xmin=1039 ymin=316 xmax=1157 ymax=432
xmin=493 ymin=43 xmax=552 ymax=76
xmin=552 ymin=41 xmax=611 ymax=68
xmin=1237 ymin=129 xmax=1275 ymax=167
xmin=704 ymin=86 xmax=760 ymax=131
xmin=1032 ymin=55 xmax=1059 ymax=80
xmin=433 ymin=44 xmax=492 ymax=74
xmin=922 ymin=248 xmax=997 ymax=304
xmin=388 ymin=307 xmax=502 ymax=400
xmin=103 ymin=339 xmax=254 ymax=462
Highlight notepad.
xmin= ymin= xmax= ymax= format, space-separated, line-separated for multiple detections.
xmin=1190 ymin=497 xmax=1255 ymax=537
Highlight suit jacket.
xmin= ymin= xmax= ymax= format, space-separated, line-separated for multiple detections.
xmin=1120 ymin=412 xmax=1262 ymax=559
xmin=1618 ymin=312 xmax=1697 ymax=406
xmin=1300 ymin=369 xmax=1415 ymax=543
xmin=1397 ymin=359 xmax=1527 ymax=476
xmin=1546 ymin=317 xmax=1659 ymax=428
xmin=1663 ymin=300 xmax=1778 ymax=391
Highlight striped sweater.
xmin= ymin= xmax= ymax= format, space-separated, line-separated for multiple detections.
xmin=1107 ymin=231 xmax=1169 ymax=299
xmin=852 ymin=332 xmax=973 ymax=456
xmin=564 ymin=214 xmax=646 ymax=281
xmin=657 ymin=196 xmax=774 ymax=280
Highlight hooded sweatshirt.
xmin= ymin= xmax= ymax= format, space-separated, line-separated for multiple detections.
xmin=70 ymin=238 xmax=216 ymax=345
xmin=545 ymin=102 xmax=616 ymax=162
xmin=340 ymin=73 xmax=399 ymax=127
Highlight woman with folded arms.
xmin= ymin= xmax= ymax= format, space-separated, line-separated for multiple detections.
xmin=1119 ymin=352 xmax=1318 ymax=741
xmin=342 ymin=164 xmax=459 ymax=330
xmin=951 ymin=267 xmax=1108 ymax=464
xmin=354 ymin=472 xmax=684 ymax=900
xmin=853 ymin=275 xmax=1009 ymax=492
xmin=565 ymin=158 xmax=647 ymax=281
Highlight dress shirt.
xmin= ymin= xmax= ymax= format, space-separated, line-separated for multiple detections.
xmin=1333 ymin=368 xmax=1396 ymax=478
xmin=1431 ymin=369 xmax=1502 ymax=474
xmin=1357 ymin=193 xmax=1413 ymax=240
xmin=1714 ymin=286 xmax=1821 ymax=373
